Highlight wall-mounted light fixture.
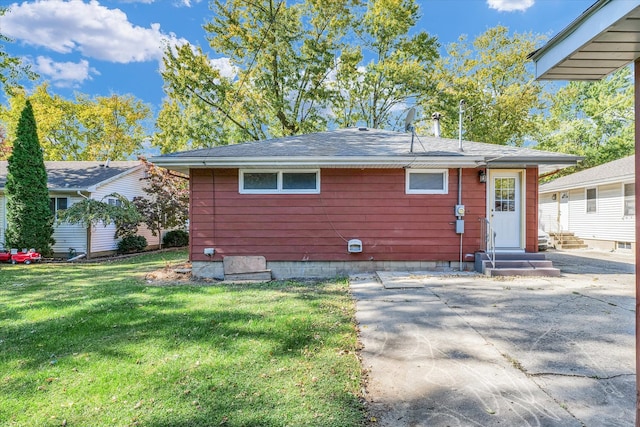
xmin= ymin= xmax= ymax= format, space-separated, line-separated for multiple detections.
xmin=478 ymin=170 xmax=487 ymax=183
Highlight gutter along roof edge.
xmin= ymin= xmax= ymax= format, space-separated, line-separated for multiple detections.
xmin=150 ymin=156 xmax=488 ymax=169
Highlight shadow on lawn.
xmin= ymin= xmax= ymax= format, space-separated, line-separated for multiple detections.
xmin=0 ymin=264 xmax=363 ymax=426
xmin=1 ymin=281 xmax=347 ymax=367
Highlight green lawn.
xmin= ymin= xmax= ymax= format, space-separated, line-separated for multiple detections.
xmin=0 ymin=251 xmax=365 ymax=426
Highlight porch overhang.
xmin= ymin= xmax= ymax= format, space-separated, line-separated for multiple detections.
xmin=529 ymin=0 xmax=640 ymax=81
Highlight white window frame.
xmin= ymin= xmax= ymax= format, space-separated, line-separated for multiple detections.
xmin=586 ymin=187 xmax=597 ymax=213
xmin=239 ymin=169 xmax=320 ymax=194
xmin=623 ymin=182 xmax=635 ymax=216
xmin=405 ymin=169 xmax=449 ymax=194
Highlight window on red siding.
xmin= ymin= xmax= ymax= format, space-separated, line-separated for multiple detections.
xmin=243 ymin=172 xmax=278 ymax=190
xmin=405 ymin=169 xmax=448 ymax=194
xmin=240 ymin=170 xmax=320 ymax=194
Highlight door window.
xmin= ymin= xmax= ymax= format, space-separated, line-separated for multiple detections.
xmin=494 ymin=178 xmax=516 ymax=212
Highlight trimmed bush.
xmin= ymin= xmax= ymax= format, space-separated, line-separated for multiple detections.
xmin=163 ymin=230 xmax=189 ymax=248
xmin=117 ymin=235 xmax=148 ymax=254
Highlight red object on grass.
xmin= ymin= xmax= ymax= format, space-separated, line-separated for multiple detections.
xmin=2 ymin=249 xmax=43 ymax=264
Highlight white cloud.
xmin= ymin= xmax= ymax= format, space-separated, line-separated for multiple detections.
xmin=486 ymin=0 xmax=534 ymax=12
xmin=2 ymin=0 xmax=188 ymax=63
xmin=117 ymin=0 xmax=204 ymax=6
xmin=33 ymin=56 xmax=99 ymax=87
xmin=209 ymin=57 xmax=236 ymax=79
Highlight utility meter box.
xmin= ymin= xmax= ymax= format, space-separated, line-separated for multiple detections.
xmin=456 ymin=219 xmax=465 ymax=234
xmin=455 ymin=204 xmax=465 ymax=216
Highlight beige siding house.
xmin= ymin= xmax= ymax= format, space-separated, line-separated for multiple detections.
xmin=0 ymin=161 xmax=159 ymax=258
xmin=539 ymin=156 xmax=635 ymax=251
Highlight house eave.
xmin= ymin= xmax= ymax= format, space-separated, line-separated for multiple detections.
xmin=151 ymin=156 xmax=487 ymax=173
xmin=151 ymin=155 xmax=580 ymax=175
xmin=530 ymin=0 xmax=640 ymax=81
xmin=540 ymin=172 xmax=635 ymax=193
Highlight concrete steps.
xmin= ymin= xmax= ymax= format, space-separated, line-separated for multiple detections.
xmin=550 ymin=232 xmax=588 ymax=250
xmin=475 ymin=252 xmax=561 ymax=277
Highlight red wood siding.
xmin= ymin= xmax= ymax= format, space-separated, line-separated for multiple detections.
xmin=190 ymin=168 xmax=493 ymax=262
xmin=526 ymin=167 xmax=539 ymax=252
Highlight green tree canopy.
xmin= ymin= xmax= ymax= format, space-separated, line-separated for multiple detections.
xmin=532 ymin=65 xmax=634 ymax=171
xmin=5 ymin=99 xmax=54 ymax=254
xmin=155 ymin=0 xmax=438 ymax=152
xmin=331 ymin=0 xmax=439 ymax=129
xmin=419 ymin=26 xmax=545 ymax=146
xmin=0 ymin=84 xmax=151 ymax=161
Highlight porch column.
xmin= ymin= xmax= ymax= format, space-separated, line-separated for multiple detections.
xmin=635 ymin=57 xmax=639 ymax=426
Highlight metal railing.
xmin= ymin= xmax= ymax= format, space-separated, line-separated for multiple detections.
xmin=480 ymin=218 xmax=496 ymax=269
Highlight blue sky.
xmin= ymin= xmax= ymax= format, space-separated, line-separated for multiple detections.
xmin=1 ymin=0 xmax=595 ymax=116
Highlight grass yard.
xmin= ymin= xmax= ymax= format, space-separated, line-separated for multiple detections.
xmin=0 ymin=250 xmax=365 ymax=426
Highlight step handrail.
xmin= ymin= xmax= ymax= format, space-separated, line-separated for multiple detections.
xmin=480 ymin=218 xmax=496 ymax=269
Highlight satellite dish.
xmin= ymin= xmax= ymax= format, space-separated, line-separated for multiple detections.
xmin=404 ymin=107 xmax=416 ymax=132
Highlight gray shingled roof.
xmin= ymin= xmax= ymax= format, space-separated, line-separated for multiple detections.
xmin=0 ymin=161 xmax=142 ymax=191
xmin=151 ymin=127 xmax=581 ymax=174
xmin=540 ymin=156 xmax=634 ymax=193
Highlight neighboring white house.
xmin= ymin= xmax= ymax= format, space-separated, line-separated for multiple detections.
xmin=0 ymin=160 xmax=160 ymax=258
xmin=539 ymin=156 xmax=635 ymax=251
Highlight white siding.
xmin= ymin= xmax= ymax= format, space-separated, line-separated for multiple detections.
xmin=0 ymin=166 xmax=172 ymax=255
xmin=89 ymin=167 xmax=161 ymax=252
xmin=538 ymin=192 xmax=557 ymax=233
xmin=546 ymin=182 xmax=635 ymax=243
xmin=53 ymin=194 xmax=88 ymax=255
xmin=0 ymin=193 xmax=87 ymax=254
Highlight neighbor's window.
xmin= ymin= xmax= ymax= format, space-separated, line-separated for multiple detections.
xmin=240 ymin=170 xmax=320 ymax=194
xmin=406 ymin=169 xmax=448 ymax=194
xmin=586 ymin=188 xmax=597 ymax=213
xmin=624 ymin=183 xmax=635 ymax=216
xmin=618 ymin=241 xmax=632 ymax=250
xmin=49 ymin=197 xmax=68 ymax=215
xmin=107 ymin=197 xmax=124 ymax=207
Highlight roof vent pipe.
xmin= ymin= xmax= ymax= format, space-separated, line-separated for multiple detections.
xmin=458 ymin=100 xmax=465 ymax=152
xmin=432 ymin=112 xmax=441 ymax=138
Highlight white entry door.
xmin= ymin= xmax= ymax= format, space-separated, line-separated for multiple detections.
xmin=489 ymin=171 xmax=522 ymax=249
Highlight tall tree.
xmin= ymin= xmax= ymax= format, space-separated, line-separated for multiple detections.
xmin=331 ymin=0 xmax=439 ymax=129
xmin=157 ymin=0 xmax=438 ymax=150
xmin=419 ymin=26 xmax=545 ymax=146
xmin=0 ymin=84 xmax=151 ymax=160
xmin=159 ymin=0 xmax=354 ymax=149
xmin=532 ymin=65 xmax=634 ymax=171
xmin=5 ymin=100 xmax=54 ymax=254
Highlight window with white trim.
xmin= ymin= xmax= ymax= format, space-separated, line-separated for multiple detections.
xmin=618 ymin=241 xmax=632 ymax=250
xmin=405 ymin=169 xmax=448 ymax=194
xmin=624 ymin=183 xmax=635 ymax=216
xmin=239 ymin=170 xmax=320 ymax=194
xmin=586 ymin=188 xmax=597 ymax=213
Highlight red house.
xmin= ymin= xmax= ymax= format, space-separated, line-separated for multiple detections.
xmin=152 ymin=127 xmax=580 ymax=279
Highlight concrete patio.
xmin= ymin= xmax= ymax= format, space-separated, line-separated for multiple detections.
xmin=352 ymin=249 xmax=635 ymax=426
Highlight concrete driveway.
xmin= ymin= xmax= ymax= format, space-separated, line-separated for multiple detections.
xmin=351 ymin=249 xmax=635 ymax=426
